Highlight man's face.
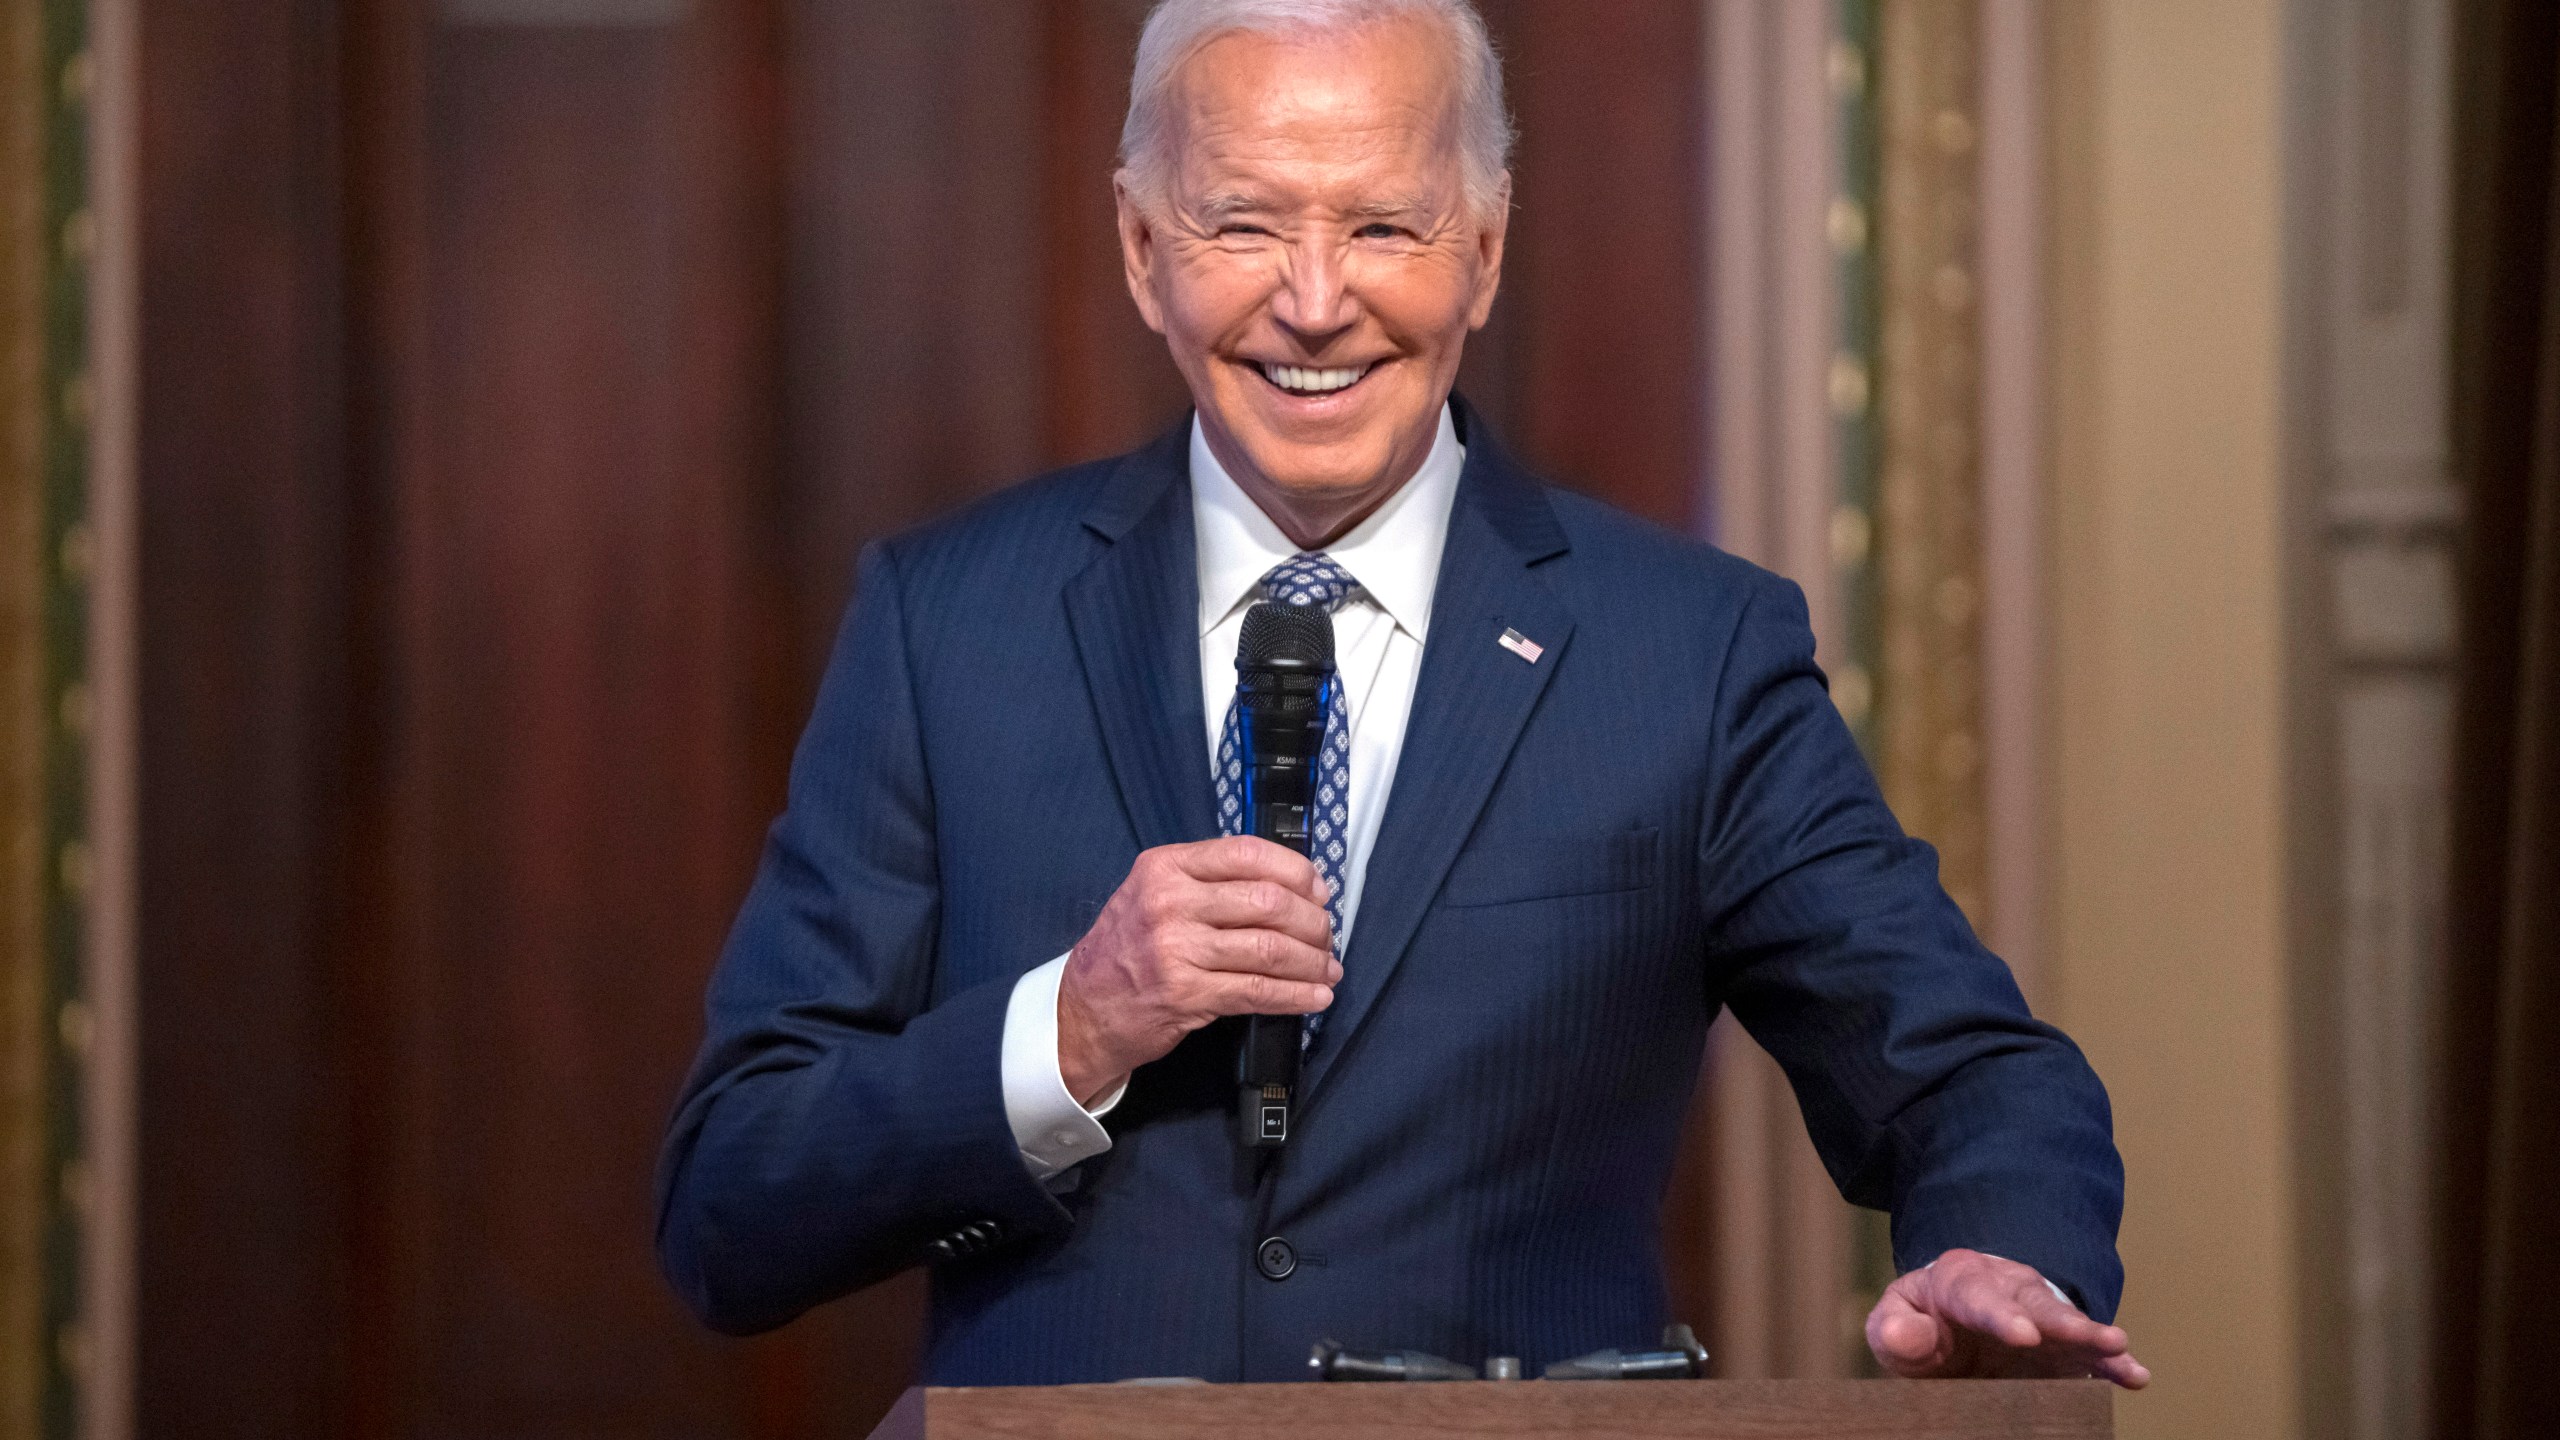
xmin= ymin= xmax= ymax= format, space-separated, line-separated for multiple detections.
xmin=1116 ymin=16 xmax=1507 ymax=537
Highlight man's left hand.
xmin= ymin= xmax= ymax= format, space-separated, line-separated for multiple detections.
xmin=1865 ymin=1248 xmax=2151 ymax=1388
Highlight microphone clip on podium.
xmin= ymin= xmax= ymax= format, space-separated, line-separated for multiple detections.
xmin=1308 ymin=1325 xmax=1710 ymax=1383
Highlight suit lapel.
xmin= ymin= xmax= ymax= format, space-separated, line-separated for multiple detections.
xmin=1300 ymin=412 xmax=1575 ymax=1102
xmin=1062 ymin=421 xmax=1220 ymax=852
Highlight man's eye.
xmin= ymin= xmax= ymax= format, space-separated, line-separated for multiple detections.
xmin=1355 ymin=223 xmax=1402 ymax=240
xmin=1220 ymin=224 xmax=1273 ymax=238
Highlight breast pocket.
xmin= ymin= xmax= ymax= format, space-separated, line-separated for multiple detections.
xmin=1437 ymin=826 xmax=1663 ymax=908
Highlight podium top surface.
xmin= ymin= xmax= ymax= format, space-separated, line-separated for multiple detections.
xmin=869 ymin=1378 xmax=2113 ymax=1440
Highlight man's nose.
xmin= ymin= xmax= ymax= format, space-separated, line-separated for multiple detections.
xmin=1271 ymin=240 xmax=1357 ymax=339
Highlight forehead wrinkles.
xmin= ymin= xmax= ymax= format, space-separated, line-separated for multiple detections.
xmin=1160 ymin=24 xmax=1467 ymax=209
xmin=1177 ymin=132 xmax=1453 ymax=222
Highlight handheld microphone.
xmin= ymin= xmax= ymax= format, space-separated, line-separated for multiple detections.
xmin=1232 ymin=601 xmax=1335 ymax=1150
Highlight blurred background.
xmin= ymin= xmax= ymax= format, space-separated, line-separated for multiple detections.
xmin=3 ymin=0 xmax=2554 ymax=1437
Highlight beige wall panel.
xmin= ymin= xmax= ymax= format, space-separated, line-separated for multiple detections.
xmin=2047 ymin=3 xmax=2298 ymax=1438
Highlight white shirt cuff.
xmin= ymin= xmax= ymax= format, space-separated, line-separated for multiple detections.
xmin=1000 ymin=954 xmax=1125 ymax=1181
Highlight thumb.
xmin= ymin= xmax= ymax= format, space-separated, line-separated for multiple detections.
xmin=1867 ymin=1291 xmax=1953 ymax=1377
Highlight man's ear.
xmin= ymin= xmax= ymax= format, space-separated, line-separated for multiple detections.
xmin=1466 ymin=171 xmax=1512 ymax=331
xmin=1114 ymin=173 xmax=1169 ymax=336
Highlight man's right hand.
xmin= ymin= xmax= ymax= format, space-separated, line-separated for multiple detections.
xmin=1057 ymin=836 xmax=1340 ymax=1107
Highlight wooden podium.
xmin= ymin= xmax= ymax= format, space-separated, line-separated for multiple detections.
xmin=867 ymin=1379 xmax=2113 ymax=1439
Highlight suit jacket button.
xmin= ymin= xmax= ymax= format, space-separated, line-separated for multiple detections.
xmin=1255 ymin=1236 xmax=1296 ymax=1281
xmin=928 ymin=1237 xmax=958 ymax=1261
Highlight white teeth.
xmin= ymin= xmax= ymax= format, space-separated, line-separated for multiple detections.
xmin=1260 ymin=362 xmax=1371 ymax=394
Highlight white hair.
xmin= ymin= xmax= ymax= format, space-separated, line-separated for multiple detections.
xmin=1118 ymin=0 xmax=1515 ymax=220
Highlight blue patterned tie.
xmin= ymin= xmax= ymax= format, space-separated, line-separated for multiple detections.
xmin=1215 ymin=553 xmax=1356 ymax=1041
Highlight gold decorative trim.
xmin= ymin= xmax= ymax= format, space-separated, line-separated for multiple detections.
xmin=1875 ymin=0 xmax=1990 ymax=930
xmin=2 ymin=0 xmax=54 ymax=1431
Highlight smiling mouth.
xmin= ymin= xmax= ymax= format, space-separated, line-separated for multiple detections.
xmin=1255 ymin=360 xmax=1379 ymax=398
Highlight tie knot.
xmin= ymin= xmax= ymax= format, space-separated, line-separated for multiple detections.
xmin=1259 ymin=552 xmax=1358 ymax=612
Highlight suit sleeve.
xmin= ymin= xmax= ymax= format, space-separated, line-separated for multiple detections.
xmin=1695 ymin=572 xmax=2127 ymax=1320
xmin=655 ymin=540 xmax=1071 ymax=1336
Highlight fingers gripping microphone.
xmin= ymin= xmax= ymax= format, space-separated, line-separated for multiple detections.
xmin=1233 ymin=601 xmax=1335 ymax=1150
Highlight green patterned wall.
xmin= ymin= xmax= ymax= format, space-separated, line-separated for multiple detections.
xmin=1827 ymin=0 xmax=1890 ymax=1374
xmin=41 ymin=0 xmax=91 ymax=1422
xmin=1828 ymin=0 xmax=2001 ymax=1372
xmin=2 ymin=0 xmax=91 ymax=1435
xmin=1830 ymin=0 xmax=1882 ymax=759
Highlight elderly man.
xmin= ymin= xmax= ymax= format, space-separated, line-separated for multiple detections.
xmin=658 ymin=0 xmax=2145 ymax=1389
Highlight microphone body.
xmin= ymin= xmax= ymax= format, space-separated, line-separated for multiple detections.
xmin=1232 ymin=602 xmax=1335 ymax=1149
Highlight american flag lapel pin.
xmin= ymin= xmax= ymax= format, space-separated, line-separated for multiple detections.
xmin=1497 ymin=627 xmax=1544 ymax=664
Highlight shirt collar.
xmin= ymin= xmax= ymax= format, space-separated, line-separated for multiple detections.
xmin=1190 ymin=402 xmax=1463 ymax=642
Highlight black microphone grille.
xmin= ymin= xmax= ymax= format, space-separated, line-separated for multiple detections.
xmin=1239 ymin=601 xmax=1336 ymax=670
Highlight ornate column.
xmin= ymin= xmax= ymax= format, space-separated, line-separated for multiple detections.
xmin=0 ymin=0 xmax=108 ymax=1435
xmin=1 ymin=2 xmax=47 ymax=1426
xmin=1705 ymin=0 xmax=2046 ymax=1377
xmin=1873 ymin=0 xmax=1987 ymax=932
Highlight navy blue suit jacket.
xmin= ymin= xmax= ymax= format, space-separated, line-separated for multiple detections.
xmin=655 ymin=401 xmax=2124 ymax=1382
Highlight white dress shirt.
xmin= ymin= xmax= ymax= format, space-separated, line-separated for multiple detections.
xmin=998 ymin=405 xmax=1466 ymax=1180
